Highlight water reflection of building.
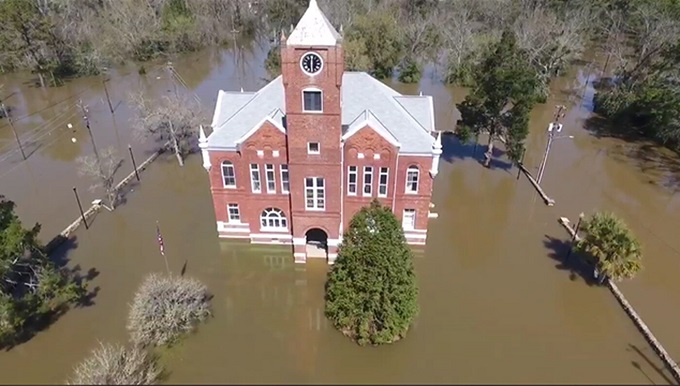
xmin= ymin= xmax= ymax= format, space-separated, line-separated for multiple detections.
xmin=200 ymin=0 xmax=441 ymax=265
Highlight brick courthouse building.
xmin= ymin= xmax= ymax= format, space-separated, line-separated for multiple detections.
xmin=199 ymin=0 xmax=442 ymax=263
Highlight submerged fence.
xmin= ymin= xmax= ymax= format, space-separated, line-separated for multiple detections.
xmin=557 ymin=216 xmax=680 ymax=384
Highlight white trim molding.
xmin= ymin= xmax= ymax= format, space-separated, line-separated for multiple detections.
xmin=250 ymin=233 xmax=293 ymax=240
xmin=404 ymin=232 xmax=427 ymax=239
xmin=217 ymin=221 xmax=250 ymax=232
xmin=218 ymin=233 xmax=250 ymax=239
xmin=342 ymin=109 xmax=402 ymax=148
xmin=302 ymin=87 xmax=324 ymax=113
xmin=234 ymin=109 xmax=287 ymax=145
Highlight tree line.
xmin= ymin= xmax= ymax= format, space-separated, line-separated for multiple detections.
xmin=1 ymin=0 xmax=677 ymax=153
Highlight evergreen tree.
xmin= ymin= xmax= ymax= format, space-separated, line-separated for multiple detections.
xmin=324 ymin=200 xmax=418 ymax=346
xmin=456 ymin=30 xmax=539 ymax=167
xmin=0 ymin=195 xmax=85 ymax=347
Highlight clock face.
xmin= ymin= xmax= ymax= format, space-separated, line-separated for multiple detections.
xmin=300 ymin=52 xmax=323 ymax=75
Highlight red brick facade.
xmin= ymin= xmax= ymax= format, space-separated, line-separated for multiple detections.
xmin=203 ymin=10 xmax=439 ymax=264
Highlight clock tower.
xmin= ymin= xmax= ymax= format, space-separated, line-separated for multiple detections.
xmin=281 ymin=0 xmax=344 ymax=263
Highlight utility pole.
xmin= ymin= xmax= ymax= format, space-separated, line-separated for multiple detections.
xmin=102 ymin=78 xmax=114 ymax=114
xmin=78 ymin=100 xmax=101 ymax=165
xmin=537 ymin=105 xmax=568 ymax=185
xmin=0 ymin=102 xmax=26 ymax=160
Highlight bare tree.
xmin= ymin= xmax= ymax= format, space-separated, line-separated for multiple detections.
xmin=513 ymin=5 xmax=591 ymax=96
xmin=128 ymin=91 xmax=203 ymax=167
xmin=439 ymin=3 xmax=480 ymax=81
xmin=127 ymin=273 xmax=212 ymax=347
xmin=68 ymin=342 xmax=161 ymax=385
xmin=401 ymin=7 xmax=444 ymax=67
xmin=76 ymin=146 xmax=123 ymax=210
xmin=616 ymin=2 xmax=680 ymax=86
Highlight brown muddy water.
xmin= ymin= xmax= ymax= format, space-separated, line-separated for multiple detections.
xmin=0 ymin=44 xmax=679 ymax=384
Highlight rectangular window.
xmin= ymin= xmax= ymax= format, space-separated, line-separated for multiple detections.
xmin=303 ymin=90 xmax=322 ymax=112
xmin=363 ymin=166 xmax=373 ymax=196
xmin=250 ymin=164 xmax=261 ymax=193
xmin=307 ymin=142 xmax=320 ymax=154
xmin=406 ymin=167 xmax=419 ymax=194
xmin=227 ymin=204 xmax=240 ymax=223
xmin=265 ymin=164 xmax=276 ymax=193
xmin=379 ymin=167 xmax=389 ymax=197
xmin=305 ymin=177 xmax=325 ymax=210
xmin=347 ymin=166 xmax=357 ymax=195
xmin=222 ymin=162 xmax=236 ymax=188
xmin=280 ymin=164 xmax=289 ymax=193
xmin=402 ymin=209 xmax=416 ymax=231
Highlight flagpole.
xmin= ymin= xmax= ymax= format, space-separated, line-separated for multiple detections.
xmin=156 ymin=220 xmax=171 ymax=275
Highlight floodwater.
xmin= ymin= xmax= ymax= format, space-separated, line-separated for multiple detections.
xmin=0 ymin=43 xmax=679 ymax=384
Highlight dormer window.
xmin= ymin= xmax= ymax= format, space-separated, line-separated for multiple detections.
xmin=303 ymin=89 xmax=322 ymax=113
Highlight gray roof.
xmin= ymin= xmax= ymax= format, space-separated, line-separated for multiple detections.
xmin=207 ymin=72 xmax=436 ymax=154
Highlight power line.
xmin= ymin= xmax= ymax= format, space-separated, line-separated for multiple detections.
xmin=0 ymin=119 xmax=81 ymax=181
xmin=0 ymin=109 xmax=78 ymax=165
xmin=0 ymin=88 xmax=87 ymax=129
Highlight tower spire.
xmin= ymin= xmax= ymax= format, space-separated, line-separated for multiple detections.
xmin=286 ymin=0 xmax=341 ymax=46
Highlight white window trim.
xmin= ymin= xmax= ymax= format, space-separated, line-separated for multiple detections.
xmin=265 ymin=164 xmax=276 ymax=194
xmin=347 ymin=166 xmax=357 ymax=196
xmin=280 ymin=164 xmax=289 ymax=194
xmin=405 ymin=166 xmax=419 ymax=194
xmin=227 ymin=204 xmax=241 ymax=224
xmin=221 ymin=161 xmax=236 ymax=188
xmin=305 ymin=177 xmax=325 ymax=211
xmin=402 ymin=209 xmax=416 ymax=231
xmin=307 ymin=142 xmax=320 ymax=155
xmin=260 ymin=208 xmax=288 ymax=232
xmin=302 ymin=87 xmax=323 ymax=113
xmin=363 ymin=166 xmax=373 ymax=197
xmin=250 ymin=164 xmax=262 ymax=193
xmin=378 ymin=167 xmax=389 ymax=197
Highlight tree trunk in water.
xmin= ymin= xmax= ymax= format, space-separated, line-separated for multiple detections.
xmin=483 ymin=136 xmax=494 ymax=168
xmin=172 ymin=135 xmax=184 ymax=167
xmin=108 ymin=191 xmax=117 ymax=210
xmin=38 ymin=73 xmax=45 ymax=88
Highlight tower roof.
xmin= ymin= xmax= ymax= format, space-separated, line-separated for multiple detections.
xmin=287 ymin=0 xmax=341 ymax=47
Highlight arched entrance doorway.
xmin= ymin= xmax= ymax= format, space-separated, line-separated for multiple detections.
xmin=305 ymin=228 xmax=328 ymax=259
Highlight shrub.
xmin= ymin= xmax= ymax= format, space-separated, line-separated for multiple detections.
xmin=68 ymin=342 xmax=160 ymax=385
xmin=324 ymin=200 xmax=419 ymax=346
xmin=127 ymin=273 xmax=211 ymax=347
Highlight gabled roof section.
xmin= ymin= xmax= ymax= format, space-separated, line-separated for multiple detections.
xmin=206 ymin=72 xmax=436 ymax=154
xmin=234 ymin=108 xmax=286 ymax=145
xmin=394 ymin=95 xmax=435 ymax=133
xmin=207 ymin=76 xmax=285 ymax=149
xmin=342 ymin=109 xmax=401 ymax=148
xmin=287 ymin=0 xmax=342 ymax=47
xmin=210 ymin=90 xmax=257 ymax=129
xmin=341 ymin=72 xmax=435 ymax=154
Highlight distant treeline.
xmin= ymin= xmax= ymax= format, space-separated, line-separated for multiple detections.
xmin=1 ymin=0 xmax=678 ymax=150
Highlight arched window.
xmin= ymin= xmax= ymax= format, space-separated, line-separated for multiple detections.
xmin=260 ymin=208 xmax=287 ymax=230
xmin=221 ymin=161 xmax=236 ymax=188
xmin=405 ymin=165 xmax=419 ymax=193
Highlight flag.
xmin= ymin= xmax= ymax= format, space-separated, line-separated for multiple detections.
xmin=156 ymin=222 xmax=165 ymax=256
